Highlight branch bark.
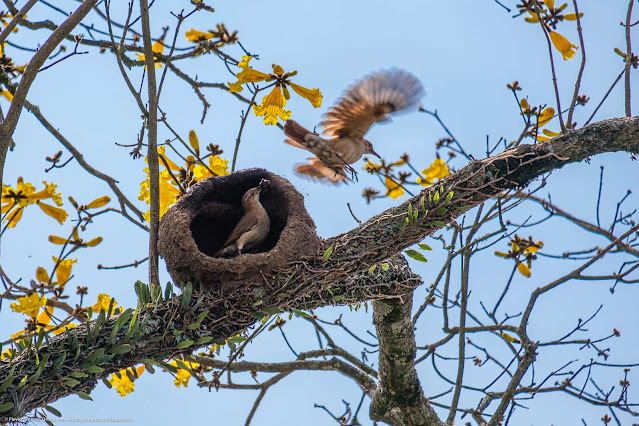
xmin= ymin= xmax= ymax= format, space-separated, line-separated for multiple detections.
xmin=0 ymin=115 xmax=637 ymax=416
xmin=370 ymin=291 xmax=444 ymax=426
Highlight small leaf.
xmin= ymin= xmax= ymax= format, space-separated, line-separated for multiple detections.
xmin=0 ymin=402 xmax=15 ymax=413
xmin=418 ymin=243 xmax=432 ymax=251
xmin=186 ymin=323 xmax=201 ymax=330
xmin=368 ymin=264 xmax=377 ymax=274
xmin=69 ymin=372 xmax=89 ymax=379
xmin=261 ymin=307 xmax=283 ymax=315
xmin=175 ymin=340 xmax=194 ymax=349
xmin=77 ymin=391 xmax=93 ymax=401
xmin=17 ymin=375 xmax=28 ymax=389
xmin=419 ymin=196 xmax=426 ymax=211
xmin=430 ymin=221 xmax=446 ymax=228
xmin=445 ymin=190 xmax=454 ymax=203
xmin=399 ymin=216 xmax=409 ymax=234
xmin=44 ymin=405 xmax=62 ymax=417
xmin=196 ymin=336 xmax=213 ymax=345
xmin=381 ymin=262 xmax=390 ymax=271
xmin=435 ymin=207 xmax=448 ymax=216
xmin=251 ymin=300 xmax=263 ymax=307
xmin=108 ymin=344 xmax=132 ymax=354
xmin=0 ymin=375 xmax=14 ymax=393
xmin=405 ymin=249 xmax=428 ymax=262
xmin=249 ymin=311 xmax=265 ymax=320
xmin=180 ymin=282 xmax=193 ymax=309
xmin=289 ymin=308 xmax=312 ymax=319
xmin=195 ymin=309 xmax=210 ymax=323
xmin=85 ymin=365 xmax=105 ymax=374
xmin=228 ymin=336 xmax=247 ymax=343
xmin=433 ymin=191 xmax=440 ymax=204
xmin=63 ymin=379 xmax=81 ymax=387
xmin=322 ymin=245 xmax=334 ymax=263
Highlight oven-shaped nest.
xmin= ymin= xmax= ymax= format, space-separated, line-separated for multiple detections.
xmin=158 ymin=168 xmax=320 ymax=289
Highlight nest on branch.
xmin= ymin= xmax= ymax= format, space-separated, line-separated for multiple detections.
xmin=158 ymin=168 xmax=320 ymax=290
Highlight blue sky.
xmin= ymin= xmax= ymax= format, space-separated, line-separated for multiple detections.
xmin=1 ymin=1 xmax=638 ymax=424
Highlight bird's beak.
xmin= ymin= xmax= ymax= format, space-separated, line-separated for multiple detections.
xmin=369 ymin=147 xmax=382 ymax=159
xmin=257 ymin=178 xmax=270 ymax=192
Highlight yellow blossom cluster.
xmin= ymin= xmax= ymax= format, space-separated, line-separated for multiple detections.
xmin=91 ymin=293 xmax=122 ymax=314
xmin=169 ymin=360 xmax=199 ymax=388
xmin=228 ymin=56 xmax=322 ymax=125
xmin=522 ymin=0 xmax=581 ymax=60
xmin=495 ymin=235 xmax=544 ymax=277
xmin=108 ymin=366 xmax=146 ymax=397
xmin=139 ymin=136 xmax=229 ymax=221
xmin=519 ymin=99 xmax=557 ymax=142
xmin=1 ymin=178 xmax=67 ymax=229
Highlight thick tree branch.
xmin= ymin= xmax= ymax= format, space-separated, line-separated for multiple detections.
xmin=370 ymin=292 xmax=444 ymax=426
xmin=0 ymin=116 xmax=637 ymax=416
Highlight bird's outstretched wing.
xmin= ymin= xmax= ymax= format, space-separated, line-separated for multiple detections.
xmin=320 ymin=69 xmax=424 ymax=140
xmin=294 ymin=157 xmax=348 ymax=184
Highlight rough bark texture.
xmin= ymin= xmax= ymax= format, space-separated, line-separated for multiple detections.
xmin=0 ymin=116 xmax=637 ymax=418
xmin=371 ymin=292 xmax=444 ymax=426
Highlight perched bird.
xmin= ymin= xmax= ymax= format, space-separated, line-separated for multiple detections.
xmin=215 ymin=179 xmax=271 ymax=257
xmin=283 ymin=69 xmax=424 ymax=183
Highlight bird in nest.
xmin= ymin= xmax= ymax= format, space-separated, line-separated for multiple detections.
xmin=215 ymin=179 xmax=271 ymax=257
xmin=283 ymin=69 xmax=424 ymax=184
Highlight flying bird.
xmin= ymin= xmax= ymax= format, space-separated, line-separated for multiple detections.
xmin=215 ymin=179 xmax=271 ymax=257
xmin=283 ymin=69 xmax=424 ymax=184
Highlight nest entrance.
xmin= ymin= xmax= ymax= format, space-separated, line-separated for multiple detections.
xmin=158 ymin=168 xmax=320 ymax=289
xmin=189 ymin=175 xmax=287 ymax=257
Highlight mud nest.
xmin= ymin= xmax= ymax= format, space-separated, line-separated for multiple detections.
xmin=158 ymin=168 xmax=320 ymax=289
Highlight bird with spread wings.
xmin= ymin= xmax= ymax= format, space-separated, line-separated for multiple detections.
xmin=283 ymin=69 xmax=424 ymax=184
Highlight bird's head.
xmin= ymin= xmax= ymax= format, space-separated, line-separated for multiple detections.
xmin=242 ymin=179 xmax=270 ymax=206
xmin=363 ymin=139 xmax=381 ymax=159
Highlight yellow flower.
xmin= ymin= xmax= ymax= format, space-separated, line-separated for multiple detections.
xmin=549 ymin=30 xmax=578 ymax=60
xmin=10 ymin=293 xmax=47 ymax=317
xmin=192 ymin=156 xmax=229 ymax=181
xmin=38 ymin=202 xmax=68 ymax=224
xmin=289 ymin=82 xmax=322 ymax=108
xmin=0 ymin=90 xmax=13 ymax=101
xmin=169 ymin=360 xmax=199 ymax=388
xmin=109 ymin=366 xmax=146 ymax=397
xmin=85 ymin=195 xmax=111 ymax=209
xmin=1 ymin=178 xmax=66 ymax=228
xmin=136 ymin=39 xmax=165 ymax=68
xmin=364 ymin=159 xmax=384 ymax=171
xmin=542 ymin=129 xmax=560 ymax=137
xmin=537 ymin=106 xmax=555 ymax=127
xmin=494 ymin=236 xmax=543 ymax=277
xmin=253 ymin=85 xmax=291 ymax=125
xmin=228 ymin=59 xmax=322 ymax=113
xmin=185 ymin=29 xmax=214 ymax=42
xmin=501 ymin=332 xmax=520 ymax=344
xmin=48 ymin=228 xmax=102 ymax=248
xmin=188 ymin=130 xmax=200 ymax=154
xmin=384 ymin=177 xmax=404 ymax=199
xmin=52 ymin=257 xmax=77 ymax=287
xmin=91 ymin=293 xmax=119 ymax=313
xmin=35 ymin=306 xmax=76 ymax=335
xmin=417 ymin=159 xmax=450 ymax=186
xmin=36 ymin=266 xmax=50 ymax=283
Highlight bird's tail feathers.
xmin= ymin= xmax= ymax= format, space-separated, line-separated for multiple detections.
xmin=284 ymin=138 xmax=307 ymax=151
xmin=283 ymin=119 xmax=313 ymax=146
